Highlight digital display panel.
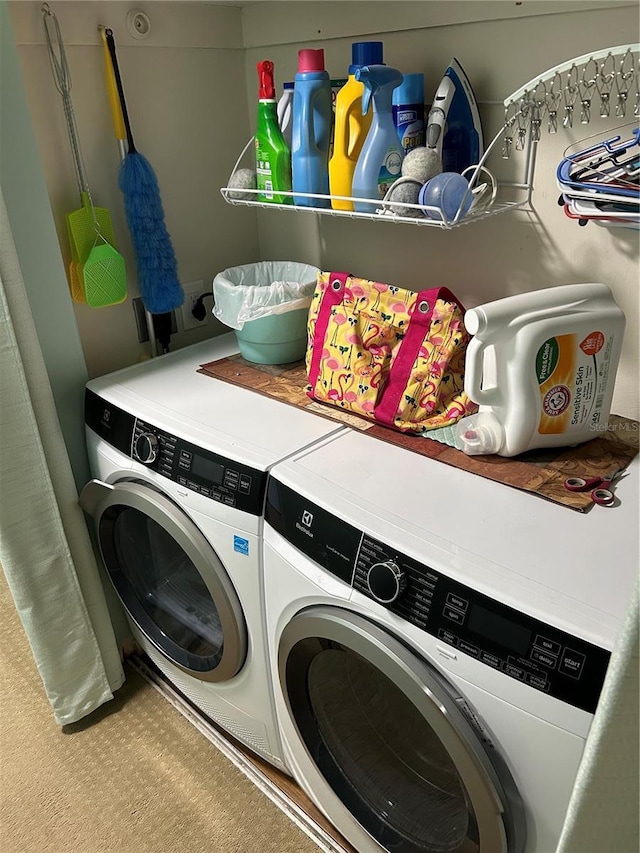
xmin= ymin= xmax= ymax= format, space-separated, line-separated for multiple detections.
xmin=468 ymin=605 xmax=532 ymax=656
xmin=191 ymin=454 xmax=224 ymax=485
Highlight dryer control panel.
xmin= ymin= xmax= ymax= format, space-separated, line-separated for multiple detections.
xmin=266 ymin=477 xmax=610 ymax=714
xmin=86 ymin=390 xmax=266 ymax=515
xmin=352 ymin=533 xmax=610 ymax=714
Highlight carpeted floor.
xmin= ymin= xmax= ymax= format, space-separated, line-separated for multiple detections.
xmin=0 ymin=571 xmax=320 ymax=853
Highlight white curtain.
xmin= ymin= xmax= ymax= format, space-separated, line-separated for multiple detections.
xmin=0 ymin=186 xmax=124 ymax=725
xmin=557 ymin=577 xmax=639 ymax=853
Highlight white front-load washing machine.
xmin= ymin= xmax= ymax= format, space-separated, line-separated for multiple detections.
xmin=79 ymin=334 xmax=345 ymax=771
xmin=263 ymin=429 xmax=638 ymax=852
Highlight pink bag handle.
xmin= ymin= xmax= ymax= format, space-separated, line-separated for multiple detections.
xmin=306 ymin=272 xmax=351 ymax=397
xmin=375 ymin=287 xmax=463 ymax=427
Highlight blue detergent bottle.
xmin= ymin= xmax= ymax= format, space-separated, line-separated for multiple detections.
xmin=352 ymin=65 xmax=404 ymax=213
xmin=291 ymin=49 xmax=332 ymax=208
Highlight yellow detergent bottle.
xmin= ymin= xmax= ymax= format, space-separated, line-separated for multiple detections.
xmin=329 ymin=41 xmax=383 ymax=211
xmin=455 ymin=283 xmax=626 ymax=457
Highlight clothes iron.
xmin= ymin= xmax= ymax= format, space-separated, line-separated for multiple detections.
xmin=426 ymin=58 xmax=484 ymax=174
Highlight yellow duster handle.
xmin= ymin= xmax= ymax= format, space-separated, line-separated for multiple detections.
xmin=99 ymin=25 xmax=126 ymax=149
xmin=99 ymin=24 xmax=157 ymax=356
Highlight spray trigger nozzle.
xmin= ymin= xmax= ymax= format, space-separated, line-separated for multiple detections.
xmin=257 ymin=60 xmax=276 ymax=100
xmin=355 ymin=64 xmax=403 ymax=115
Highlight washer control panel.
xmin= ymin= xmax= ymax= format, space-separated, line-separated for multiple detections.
xmin=86 ymin=389 xmax=266 ymax=515
xmin=265 ymin=477 xmax=610 ymax=714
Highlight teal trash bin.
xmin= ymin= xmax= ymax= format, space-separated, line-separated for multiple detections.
xmin=213 ymin=261 xmax=319 ymax=364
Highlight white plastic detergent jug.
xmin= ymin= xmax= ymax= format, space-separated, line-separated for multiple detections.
xmin=456 ymin=283 xmax=626 ymax=457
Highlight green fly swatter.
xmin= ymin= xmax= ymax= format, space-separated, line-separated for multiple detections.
xmin=43 ymin=4 xmax=126 ymax=307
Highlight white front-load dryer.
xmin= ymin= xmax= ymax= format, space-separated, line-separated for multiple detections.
xmin=263 ymin=429 xmax=638 ymax=851
xmin=79 ymin=334 xmax=345 ymax=771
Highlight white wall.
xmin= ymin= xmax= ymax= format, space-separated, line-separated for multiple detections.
xmin=8 ymin=0 xmax=640 ymax=422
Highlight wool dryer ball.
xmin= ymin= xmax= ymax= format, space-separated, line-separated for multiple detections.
xmin=385 ymin=178 xmax=422 ymax=217
xmin=228 ymin=168 xmax=257 ymax=200
xmin=401 ymin=147 xmax=442 ymax=183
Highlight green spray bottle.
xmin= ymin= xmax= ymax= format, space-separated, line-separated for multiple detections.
xmin=255 ymin=61 xmax=292 ymax=204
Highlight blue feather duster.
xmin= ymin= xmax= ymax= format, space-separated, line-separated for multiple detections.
xmin=107 ymin=32 xmax=184 ymax=317
xmin=119 ymin=151 xmax=183 ymax=314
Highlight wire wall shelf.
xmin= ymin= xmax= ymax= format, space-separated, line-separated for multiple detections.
xmin=220 ymin=122 xmax=536 ymax=230
xmin=219 ymin=189 xmax=532 ymax=229
xmin=220 ymin=44 xmax=638 ymax=230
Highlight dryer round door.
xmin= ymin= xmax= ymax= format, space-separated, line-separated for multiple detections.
xmin=278 ymin=607 xmax=526 ymax=853
xmin=80 ymin=478 xmax=247 ymax=683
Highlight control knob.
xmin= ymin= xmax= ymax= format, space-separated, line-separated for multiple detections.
xmin=133 ymin=432 xmax=159 ymax=464
xmin=366 ymin=560 xmax=407 ymax=604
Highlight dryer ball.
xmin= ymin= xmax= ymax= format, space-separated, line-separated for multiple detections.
xmin=228 ymin=168 xmax=257 ymax=200
xmin=401 ymin=147 xmax=442 ymax=183
xmin=383 ymin=178 xmax=422 ymax=217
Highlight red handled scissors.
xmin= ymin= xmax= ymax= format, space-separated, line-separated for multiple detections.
xmin=563 ymin=468 xmax=625 ymax=506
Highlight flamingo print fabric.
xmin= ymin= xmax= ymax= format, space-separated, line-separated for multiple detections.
xmin=306 ymin=271 xmax=477 ymax=433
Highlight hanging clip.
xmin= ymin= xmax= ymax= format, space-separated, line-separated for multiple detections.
xmin=596 ymin=53 xmax=616 ymax=118
xmin=578 ymin=57 xmax=598 ymax=125
xmin=515 ymin=101 xmax=529 ymax=151
xmin=502 ymin=101 xmax=517 ymax=158
xmin=615 ymin=49 xmax=634 ymax=118
xmin=530 ymin=80 xmax=547 ymax=141
xmin=547 ymin=71 xmax=562 ymax=134
xmin=563 ymin=65 xmax=579 ymax=128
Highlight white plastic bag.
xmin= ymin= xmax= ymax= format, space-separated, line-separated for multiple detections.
xmin=212 ymin=261 xmax=319 ymax=330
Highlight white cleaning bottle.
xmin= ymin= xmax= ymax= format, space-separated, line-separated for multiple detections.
xmin=456 ymin=283 xmax=626 ymax=457
xmin=352 ymin=65 xmax=404 ymax=213
xmin=277 ymin=81 xmax=294 ymax=148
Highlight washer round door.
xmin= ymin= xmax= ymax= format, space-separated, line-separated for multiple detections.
xmin=80 ymin=478 xmax=247 ymax=682
xmin=279 ymin=607 xmax=526 ymax=853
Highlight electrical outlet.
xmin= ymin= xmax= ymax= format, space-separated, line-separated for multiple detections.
xmin=180 ymin=280 xmax=211 ymax=331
